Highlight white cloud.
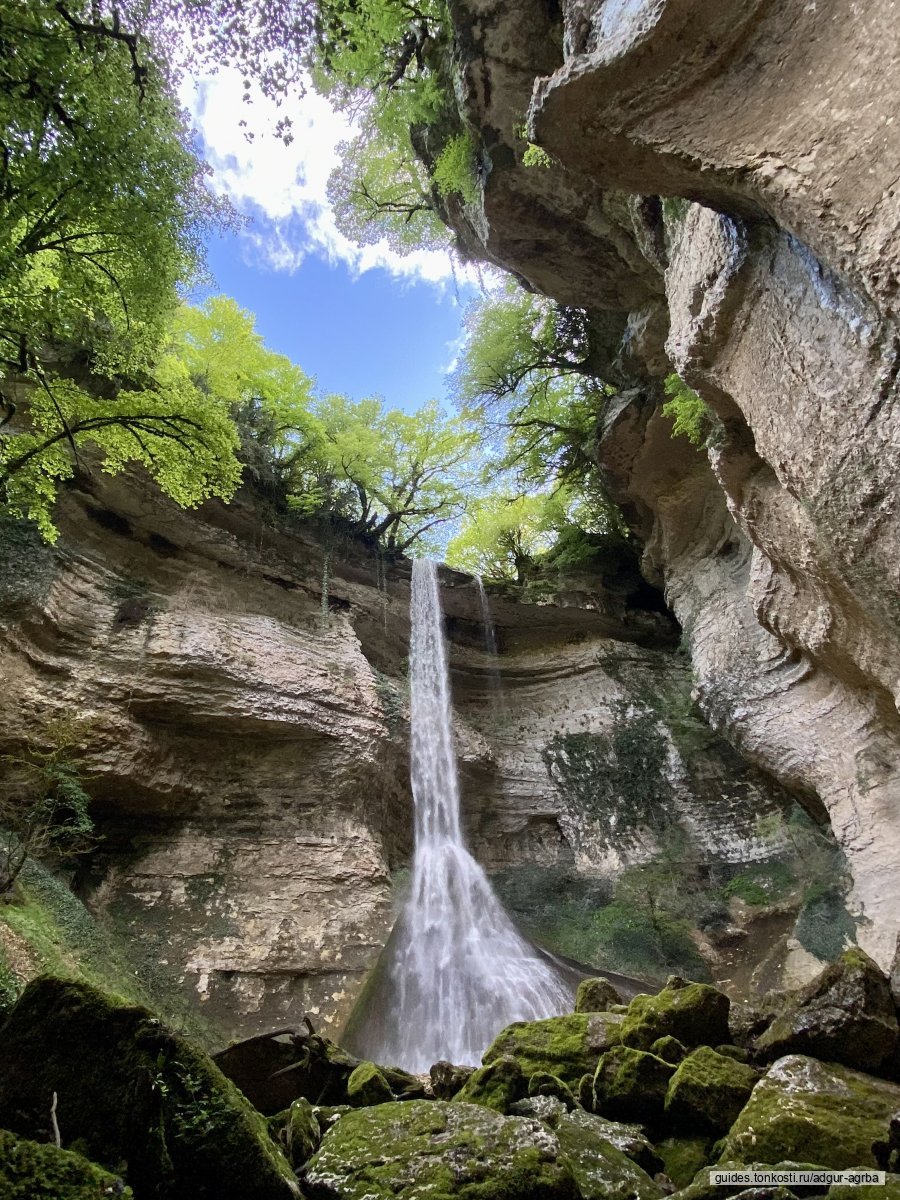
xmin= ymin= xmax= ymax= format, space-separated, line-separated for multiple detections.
xmin=183 ymin=70 xmax=464 ymax=287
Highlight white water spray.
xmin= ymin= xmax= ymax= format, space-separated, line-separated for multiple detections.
xmin=345 ymin=559 xmax=571 ymax=1071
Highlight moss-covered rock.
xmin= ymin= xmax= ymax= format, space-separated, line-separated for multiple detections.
xmin=716 ymin=1045 xmax=751 ymax=1064
xmin=754 ymin=949 xmax=898 ymax=1073
xmin=576 ymin=978 xmax=624 ymax=1013
xmin=0 ymin=1128 xmax=133 ymax=1199
xmin=0 ymin=976 xmax=299 ymax=1200
xmin=379 ymin=1064 xmax=428 ymax=1100
xmin=664 ymin=1046 xmax=759 ymax=1134
xmin=593 ymin=1045 xmax=675 ymax=1124
xmin=452 ymin=1055 xmax=526 ymax=1112
xmin=578 ymin=1073 xmax=595 ymax=1110
xmin=300 ymin=1099 xmax=579 ymax=1199
xmin=430 ymin=1060 xmax=473 ymax=1100
xmin=651 ymin=1036 xmax=688 ymax=1064
xmin=346 ymin=1061 xmax=393 ymax=1107
xmin=484 ymin=1012 xmax=624 ymax=1085
xmin=828 ymin=1175 xmax=900 ymax=1200
xmin=269 ymin=1098 xmax=321 ymax=1167
xmin=553 ymin=1108 xmax=663 ymax=1200
xmin=721 ymin=1055 xmax=900 ymax=1169
xmin=620 ymin=983 xmax=730 ymax=1052
xmin=655 ymin=1135 xmax=715 ymax=1188
xmin=563 ymin=1113 xmax=663 ymax=1176
xmin=529 ymin=1072 xmax=578 ymax=1109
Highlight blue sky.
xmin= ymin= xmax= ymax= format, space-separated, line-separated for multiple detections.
xmin=184 ymin=71 xmax=477 ymax=414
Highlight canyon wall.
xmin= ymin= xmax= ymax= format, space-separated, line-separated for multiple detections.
xmin=444 ymin=0 xmax=900 ymax=973
xmin=0 ymin=464 xmax=814 ymax=1040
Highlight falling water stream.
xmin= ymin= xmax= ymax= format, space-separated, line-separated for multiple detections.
xmin=475 ymin=575 xmax=504 ymax=714
xmin=343 ymin=558 xmax=572 ymax=1071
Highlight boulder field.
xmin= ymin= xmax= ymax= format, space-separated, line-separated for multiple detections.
xmin=2 ymin=949 xmax=900 ymax=1199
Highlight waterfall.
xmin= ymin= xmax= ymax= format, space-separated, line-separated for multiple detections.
xmin=474 ymin=575 xmax=504 ymax=714
xmin=343 ymin=558 xmax=572 ymax=1071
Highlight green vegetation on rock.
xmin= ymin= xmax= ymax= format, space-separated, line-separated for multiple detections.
xmin=0 ymin=1128 xmax=133 ymax=1200
xmin=0 ymin=977 xmax=298 ymax=1199
xmin=593 ymin=1045 xmax=674 ymax=1124
xmin=721 ymin=1055 xmax=900 ymax=1169
xmin=301 ymin=1099 xmax=579 ymax=1199
xmin=346 ymin=1061 xmax=394 ymax=1107
xmin=663 ymin=1046 xmax=759 ymax=1134
xmin=452 ymin=1055 xmax=526 ymax=1113
xmin=619 ymin=982 xmax=730 ymax=1051
xmin=576 ymin=977 xmax=623 ymax=1013
xmin=483 ymin=1012 xmax=623 ymax=1086
xmin=655 ymin=1136 xmax=715 ymax=1189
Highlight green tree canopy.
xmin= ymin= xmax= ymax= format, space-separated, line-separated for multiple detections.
xmin=302 ymin=395 xmax=479 ymax=553
xmin=0 ymin=3 xmax=241 ymax=539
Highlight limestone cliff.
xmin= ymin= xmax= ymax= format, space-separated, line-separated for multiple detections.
xmin=0 ymin=462 xmax=822 ymax=1039
xmin=441 ymin=0 xmax=900 ymax=974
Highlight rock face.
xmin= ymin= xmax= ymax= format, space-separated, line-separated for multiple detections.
xmin=0 ymin=457 xmax=815 ymax=1039
xmin=444 ymin=0 xmax=900 ymax=971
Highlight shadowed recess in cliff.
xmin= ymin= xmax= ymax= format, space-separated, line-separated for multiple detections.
xmin=342 ymin=558 xmax=574 ymax=1071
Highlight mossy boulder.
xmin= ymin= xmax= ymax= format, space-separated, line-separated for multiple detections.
xmin=593 ymin=1045 xmax=675 ymax=1124
xmin=754 ymin=949 xmax=898 ymax=1073
xmin=651 ymin=1036 xmax=688 ymax=1064
xmin=716 ymin=1045 xmax=751 ymax=1064
xmin=828 ymin=1176 xmax=900 ymax=1200
xmin=484 ymin=1012 xmax=624 ymax=1085
xmin=0 ymin=976 xmax=299 ymax=1200
xmin=346 ymin=1062 xmax=393 ymax=1107
xmin=578 ymin=1073 xmax=594 ymax=1109
xmin=664 ymin=1046 xmax=759 ymax=1134
xmin=269 ymin=1098 xmax=321 ymax=1167
xmin=430 ymin=1060 xmax=473 ymax=1100
xmin=552 ymin=1108 xmax=663 ymax=1200
xmin=379 ymin=1064 xmax=428 ymax=1100
xmin=655 ymin=1135 xmax=715 ymax=1188
xmin=620 ymin=983 xmax=730 ymax=1052
xmin=0 ymin=1128 xmax=133 ymax=1199
xmin=529 ymin=1071 xmax=577 ymax=1109
xmin=564 ymin=1114 xmax=663 ymax=1176
xmin=452 ymin=1055 xmax=526 ymax=1112
xmin=720 ymin=1054 xmax=900 ymax=1168
xmin=576 ymin=978 xmax=624 ymax=1013
xmin=300 ymin=1099 xmax=579 ymax=1199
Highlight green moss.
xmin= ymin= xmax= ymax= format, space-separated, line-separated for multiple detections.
xmin=576 ymin=977 xmax=622 ymax=1013
xmin=346 ymin=1061 xmax=394 ymax=1107
xmin=0 ymin=1128 xmax=133 ymax=1199
xmin=483 ymin=1013 xmax=622 ymax=1086
xmin=452 ymin=1056 xmax=526 ymax=1113
xmin=269 ymin=1097 xmax=320 ymax=1167
xmin=0 ymin=859 xmax=221 ymax=1048
xmin=723 ymin=862 xmax=796 ymax=906
xmin=721 ymin=1055 xmax=900 ymax=1169
xmin=302 ymin=1099 xmax=578 ymax=1199
xmin=650 ymin=1036 xmax=687 ymax=1064
xmin=552 ymin=1109 xmax=663 ymax=1200
xmin=528 ymin=1072 xmax=576 ymax=1110
xmin=664 ymin=1046 xmax=758 ymax=1134
xmin=655 ymin=1136 xmax=715 ymax=1189
xmin=619 ymin=983 xmax=730 ymax=1051
xmin=593 ymin=1045 xmax=674 ymax=1124
xmin=0 ymin=977 xmax=298 ymax=1199
xmin=0 ymin=941 xmax=22 ymax=1016
xmin=794 ymin=889 xmax=856 ymax=960
xmin=543 ymin=709 xmax=673 ymax=843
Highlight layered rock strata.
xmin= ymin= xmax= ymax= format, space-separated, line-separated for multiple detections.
xmin=445 ymin=0 xmax=900 ymax=970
